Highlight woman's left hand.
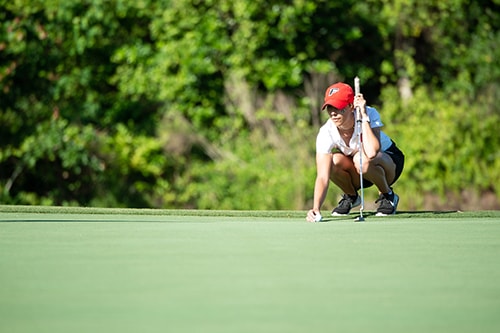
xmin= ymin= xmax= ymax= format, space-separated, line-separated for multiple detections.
xmin=353 ymin=93 xmax=367 ymax=118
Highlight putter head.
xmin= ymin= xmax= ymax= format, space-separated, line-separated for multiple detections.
xmin=354 ymin=215 xmax=365 ymax=222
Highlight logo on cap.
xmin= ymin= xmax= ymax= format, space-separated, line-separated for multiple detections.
xmin=328 ymin=88 xmax=339 ymax=96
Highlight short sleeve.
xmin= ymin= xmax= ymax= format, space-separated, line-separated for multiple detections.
xmin=316 ymin=126 xmax=336 ymax=154
xmin=367 ymin=106 xmax=384 ymax=128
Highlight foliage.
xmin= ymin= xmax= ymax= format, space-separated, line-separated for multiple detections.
xmin=0 ymin=119 xmax=103 ymax=205
xmin=0 ymin=0 xmax=499 ymax=210
xmin=381 ymin=84 xmax=500 ymax=209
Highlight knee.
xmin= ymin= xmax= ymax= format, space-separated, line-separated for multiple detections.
xmin=332 ymin=154 xmax=354 ymax=172
xmin=331 ymin=161 xmax=344 ymax=173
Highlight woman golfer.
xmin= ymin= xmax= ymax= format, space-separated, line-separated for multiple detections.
xmin=306 ymin=82 xmax=404 ymax=222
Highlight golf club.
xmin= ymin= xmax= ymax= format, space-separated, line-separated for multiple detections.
xmin=354 ymin=76 xmax=365 ymax=222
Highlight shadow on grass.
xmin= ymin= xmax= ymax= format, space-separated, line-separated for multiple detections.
xmin=319 ymin=209 xmax=500 ymax=222
xmin=399 ymin=210 xmax=459 ymax=214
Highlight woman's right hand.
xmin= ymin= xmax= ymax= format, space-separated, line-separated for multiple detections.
xmin=306 ymin=209 xmax=322 ymax=222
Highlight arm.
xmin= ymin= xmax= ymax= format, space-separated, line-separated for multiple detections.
xmin=306 ymin=153 xmax=332 ymax=222
xmin=354 ymin=94 xmax=381 ymax=159
xmin=362 ymin=125 xmax=381 ymax=159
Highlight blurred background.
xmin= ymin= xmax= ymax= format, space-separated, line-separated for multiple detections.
xmin=1 ymin=0 xmax=499 ymax=211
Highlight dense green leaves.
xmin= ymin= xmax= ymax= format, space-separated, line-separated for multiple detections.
xmin=1 ymin=0 xmax=499 ymax=209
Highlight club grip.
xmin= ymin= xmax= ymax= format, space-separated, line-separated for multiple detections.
xmin=354 ymin=76 xmax=360 ymax=95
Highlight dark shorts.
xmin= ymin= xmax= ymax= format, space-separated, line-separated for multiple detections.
xmin=363 ymin=142 xmax=405 ymax=188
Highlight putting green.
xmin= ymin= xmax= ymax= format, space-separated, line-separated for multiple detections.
xmin=1 ymin=207 xmax=499 ymax=333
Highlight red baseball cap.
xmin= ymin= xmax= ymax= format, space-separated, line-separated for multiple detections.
xmin=322 ymin=82 xmax=354 ymax=110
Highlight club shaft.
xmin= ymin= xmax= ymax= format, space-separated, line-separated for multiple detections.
xmin=354 ymin=76 xmax=364 ymax=219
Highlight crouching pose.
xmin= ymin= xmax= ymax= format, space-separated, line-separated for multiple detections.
xmin=306 ymin=82 xmax=404 ymax=222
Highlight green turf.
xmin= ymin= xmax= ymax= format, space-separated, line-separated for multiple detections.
xmin=1 ymin=206 xmax=500 ymax=333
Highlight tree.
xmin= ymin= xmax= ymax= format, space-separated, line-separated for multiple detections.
xmin=1 ymin=0 xmax=499 ymax=209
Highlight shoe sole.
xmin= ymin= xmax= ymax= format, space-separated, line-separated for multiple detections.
xmin=332 ymin=212 xmax=348 ymax=216
xmin=375 ymin=212 xmax=392 ymax=216
xmin=376 ymin=194 xmax=399 ymax=216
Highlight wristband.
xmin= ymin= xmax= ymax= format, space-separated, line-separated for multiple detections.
xmin=362 ymin=118 xmax=370 ymax=123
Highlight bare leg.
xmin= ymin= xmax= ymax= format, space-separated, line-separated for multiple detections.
xmin=329 ymin=153 xmax=360 ymax=195
xmin=353 ymin=151 xmax=396 ymax=194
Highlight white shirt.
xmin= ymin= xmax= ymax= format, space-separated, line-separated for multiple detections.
xmin=316 ymin=106 xmax=393 ymax=156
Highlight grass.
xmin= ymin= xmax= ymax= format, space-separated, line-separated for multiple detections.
xmin=1 ymin=205 xmax=500 ymax=333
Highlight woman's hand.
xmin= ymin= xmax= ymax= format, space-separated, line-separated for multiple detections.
xmin=353 ymin=93 xmax=368 ymax=119
xmin=306 ymin=209 xmax=322 ymax=222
